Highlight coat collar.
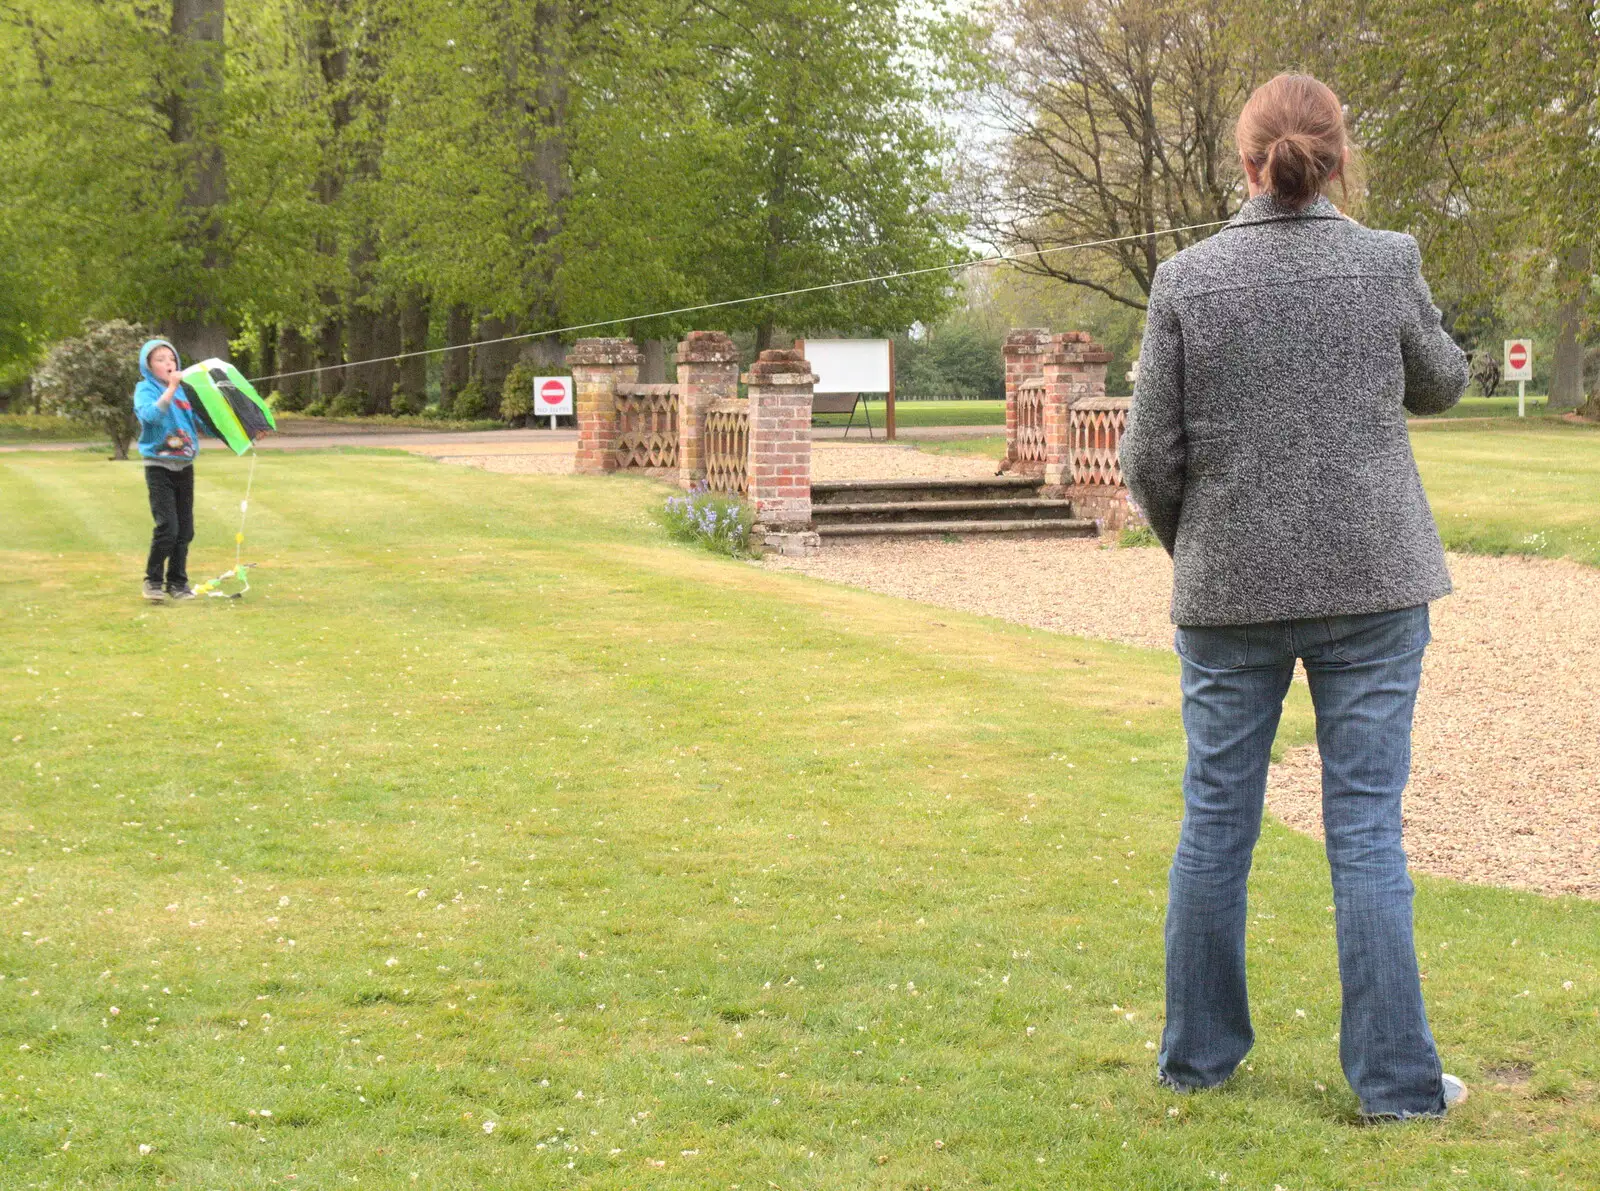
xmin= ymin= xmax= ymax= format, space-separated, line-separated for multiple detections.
xmin=1225 ymin=192 xmax=1347 ymax=229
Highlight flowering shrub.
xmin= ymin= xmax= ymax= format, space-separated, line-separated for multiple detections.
xmin=32 ymin=319 xmax=150 ymax=459
xmin=661 ymin=483 xmax=754 ymax=557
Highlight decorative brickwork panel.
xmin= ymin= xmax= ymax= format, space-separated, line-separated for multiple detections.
xmin=1015 ymin=378 xmax=1047 ymax=464
xmin=614 ymin=383 xmax=680 ymax=470
xmin=676 ymin=331 xmax=740 ymax=488
xmin=1070 ymin=396 xmax=1131 ymax=487
xmin=704 ymin=398 xmax=749 ymax=495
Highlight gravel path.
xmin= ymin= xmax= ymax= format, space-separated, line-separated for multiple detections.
xmin=811 ymin=442 xmax=1000 ymax=482
xmin=432 ymin=450 xmax=575 ymax=476
xmin=767 ymin=536 xmax=1600 ymax=900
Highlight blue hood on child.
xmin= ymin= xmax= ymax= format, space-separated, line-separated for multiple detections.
xmin=139 ymin=338 xmax=181 ymax=384
xmin=134 ymin=338 xmax=205 ymax=464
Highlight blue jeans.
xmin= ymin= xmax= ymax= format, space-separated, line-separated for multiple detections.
xmin=1159 ymin=604 xmax=1445 ymax=1118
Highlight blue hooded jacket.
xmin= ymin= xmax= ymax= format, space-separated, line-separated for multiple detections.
xmin=134 ymin=338 xmax=207 ymax=464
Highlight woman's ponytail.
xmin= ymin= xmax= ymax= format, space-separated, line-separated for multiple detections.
xmin=1236 ymin=75 xmax=1349 ymax=211
xmin=1264 ymin=132 xmax=1320 ymax=210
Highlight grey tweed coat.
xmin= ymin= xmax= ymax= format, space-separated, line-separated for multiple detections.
xmin=1119 ymin=193 xmax=1470 ymax=626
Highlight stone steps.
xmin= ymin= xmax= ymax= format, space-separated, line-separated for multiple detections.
xmin=810 ymin=476 xmax=1040 ymax=506
xmin=816 ymin=517 xmax=1097 ymax=539
xmin=809 ymin=474 xmax=1095 ymax=540
xmin=812 ymin=498 xmax=1078 ymax=524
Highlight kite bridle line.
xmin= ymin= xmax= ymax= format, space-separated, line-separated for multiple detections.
xmin=245 ymin=220 xmax=1232 ymax=387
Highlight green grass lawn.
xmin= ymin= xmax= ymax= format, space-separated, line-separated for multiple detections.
xmin=812 ymin=399 xmax=1005 ymax=430
xmin=1436 ymin=396 xmax=1551 ymax=419
xmin=920 ymin=420 xmax=1600 ymax=568
xmin=1 ymin=451 xmax=1596 ymax=1190
xmin=1408 ymin=420 xmax=1600 ymax=566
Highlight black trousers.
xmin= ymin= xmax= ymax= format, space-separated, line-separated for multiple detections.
xmin=144 ymin=464 xmax=195 ymax=587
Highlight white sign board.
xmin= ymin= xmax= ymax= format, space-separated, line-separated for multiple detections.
xmin=1503 ymin=340 xmax=1533 ymax=383
xmin=534 ymin=375 xmax=573 ymax=415
xmin=805 ymin=339 xmax=892 ymax=394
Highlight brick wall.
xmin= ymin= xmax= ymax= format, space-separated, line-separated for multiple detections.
xmin=743 ymin=348 xmax=815 ymax=532
xmin=568 ymin=337 xmax=643 ymax=475
xmin=1002 ymin=328 xmax=1051 ymax=475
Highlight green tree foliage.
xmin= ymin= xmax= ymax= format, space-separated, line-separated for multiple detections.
xmin=2 ymin=0 xmax=978 ymax=416
xmin=31 ymin=320 xmax=152 ymax=459
xmin=895 ymin=324 xmax=1006 ymax=399
xmin=0 ymin=2 xmax=326 ymax=360
xmin=557 ymin=0 xmax=980 ymax=350
xmin=1348 ymin=0 xmax=1599 ymax=409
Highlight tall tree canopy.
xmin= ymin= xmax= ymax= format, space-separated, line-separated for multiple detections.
xmin=1 ymin=0 xmax=977 ymax=408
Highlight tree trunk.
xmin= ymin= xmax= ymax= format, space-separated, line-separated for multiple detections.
xmin=473 ymin=315 xmax=520 ymax=413
xmin=1549 ymin=241 xmax=1590 ymax=410
xmin=311 ymin=5 xmax=352 ymax=405
xmin=257 ymin=323 xmax=276 ymax=388
xmin=344 ymin=305 xmax=377 ymax=409
xmin=398 ymin=293 xmax=430 ymax=405
xmin=317 ymin=319 xmax=345 ymax=401
xmin=640 ymin=338 xmax=667 ymax=383
xmin=367 ymin=297 xmax=402 ymax=413
xmin=442 ymin=305 xmax=472 ymax=409
xmin=277 ymin=326 xmax=313 ymax=408
xmin=167 ymin=0 xmax=230 ymax=361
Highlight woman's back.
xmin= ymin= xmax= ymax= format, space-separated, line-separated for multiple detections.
xmin=1121 ymin=191 xmax=1469 ymax=626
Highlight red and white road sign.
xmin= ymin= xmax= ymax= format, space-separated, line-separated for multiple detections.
xmin=1504 ymin=339 xmax=1532 ymax=382
xmin=534 ymin=375 xmax=573 ymax=415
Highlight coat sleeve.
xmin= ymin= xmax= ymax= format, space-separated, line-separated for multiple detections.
xmin=1399 ymin=237 xmax=1468 ymax=416
xmin=133 ymin=380 xmax=163 ymax=429
xmin=1119 ymin=265 xmax=1186 ymax=555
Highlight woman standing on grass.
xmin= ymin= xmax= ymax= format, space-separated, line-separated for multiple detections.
xmin=1119 ymin=73 xmax=1471 ymax=1120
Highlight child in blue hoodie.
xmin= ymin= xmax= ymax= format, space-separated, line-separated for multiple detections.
xmin=133 ymin=339 xmax=206 ymax=602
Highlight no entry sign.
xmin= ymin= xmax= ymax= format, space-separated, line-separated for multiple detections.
xmin=1503 ymin=340 xmax=1533 ymax=382
xmin=534 ymin=375 xmax=573 ymax=415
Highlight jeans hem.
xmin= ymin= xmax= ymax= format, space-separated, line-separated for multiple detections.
xmin=1358 ymin=1106 xmax=1447 ymax=1124
xmin=1156 ymin=1067 xmax=1224 ymax=1094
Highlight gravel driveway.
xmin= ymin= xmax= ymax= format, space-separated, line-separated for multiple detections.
xmin=763 ymin=449 xmax=1599 ymax=900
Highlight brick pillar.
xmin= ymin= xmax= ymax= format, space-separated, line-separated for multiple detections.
xmin=675 ymin=331 xmax=739 ymax=489
xmin=743 ymin=348 xmax=817 ymax=552
xmin=1041 ymin=331 xmax=1112 ymax=494
xmin=568 ymin=337 xmax=642 ymax=474
xmin=1002 ymin=328 xmax=1051 ymax=473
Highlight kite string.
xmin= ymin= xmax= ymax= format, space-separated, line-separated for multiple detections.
xmin=236 ymin=448 xmax=258 ymax=572
xmin=247 ymin=219 xmax=1231 ymax=386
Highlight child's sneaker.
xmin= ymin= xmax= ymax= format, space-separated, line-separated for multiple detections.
xmin=142 ymin=581 xmax=166 ymax=603
xmin=166 ymin=584 xmax=197 ymax=600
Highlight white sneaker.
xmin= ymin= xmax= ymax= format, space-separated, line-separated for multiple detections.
xmin=1442 ymin=1073 xmax=1468 ymax=1110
